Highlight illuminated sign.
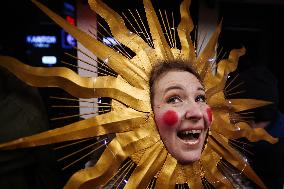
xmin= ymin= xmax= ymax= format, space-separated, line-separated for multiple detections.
xmin=42 ymin=56 xmax=57 ymax=65
xmin=26 ymin=35 xmax=57 ymax=48
xmin=61 ymin=29 xmax=76 ymax=49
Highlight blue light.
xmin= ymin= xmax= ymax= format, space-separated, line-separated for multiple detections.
xmin=64 ymin=2 xmax=75 ymax=12
xmin=61 ymin=29 xmax=76 ymax=49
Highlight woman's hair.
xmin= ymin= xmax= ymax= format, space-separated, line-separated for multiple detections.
xmin=149 ymin=60 xmax=201 ymax=104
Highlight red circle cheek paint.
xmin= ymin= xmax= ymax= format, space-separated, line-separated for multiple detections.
xmin=162 ymin=110 xmax=178 ymax=126
xmin=206 ymin=107 xmax=213 ymax=125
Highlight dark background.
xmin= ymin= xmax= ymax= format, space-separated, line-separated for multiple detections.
xmin=217 ymin=0 xmax=284 ymax=113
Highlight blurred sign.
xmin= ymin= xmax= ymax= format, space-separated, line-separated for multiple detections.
xmin=26 ymin=35 xmax=57 ymax=48
xmin=61 ymin=29 xmax=76 ymax=49
xmin=41 ymin=56 xmax=57 ymax=65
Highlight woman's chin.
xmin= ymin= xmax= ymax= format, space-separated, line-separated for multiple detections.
xmin=175 ymin=152 xmax=202 ymax=165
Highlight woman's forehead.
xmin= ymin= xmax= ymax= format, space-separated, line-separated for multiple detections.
xmin=154 ymin=70 xmax=203 ymax=92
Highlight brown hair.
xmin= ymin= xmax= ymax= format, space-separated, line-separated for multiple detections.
xmin=149 ymin=60 xmax=201 ymax=105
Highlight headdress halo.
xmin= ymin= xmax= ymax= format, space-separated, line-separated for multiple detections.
xmin=0 ymin=0 xmax=278 ymax=188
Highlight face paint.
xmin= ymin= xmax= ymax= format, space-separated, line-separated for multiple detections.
xmin=162 ymin=110 xmax=178 ymax=126
xmin=206 ymin=107 xmax=213 ymax=125
xmin=153 ymin=71 xmax=209 ymax=164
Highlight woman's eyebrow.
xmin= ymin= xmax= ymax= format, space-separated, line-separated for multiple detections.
xmin=197 ymin=87 xmax=205 ymax=92
xmin=164 ymin=85 xmax=183 ymax=93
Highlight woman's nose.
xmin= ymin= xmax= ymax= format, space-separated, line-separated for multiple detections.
xmin=184 ymin=102 xmax=203 ymax=122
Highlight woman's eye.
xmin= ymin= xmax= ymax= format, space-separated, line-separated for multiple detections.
xmin=166 ymin=96 xmax=182 ymax=104
xmin=196 ymin=95 xmax=206 ymax=103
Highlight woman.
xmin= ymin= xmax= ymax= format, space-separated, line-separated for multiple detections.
xmin=150 ymin=60 xmax=212 ymax=164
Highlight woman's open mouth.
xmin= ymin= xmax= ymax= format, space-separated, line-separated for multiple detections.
xmin=177 ymin=129 xmax=202 ymax=144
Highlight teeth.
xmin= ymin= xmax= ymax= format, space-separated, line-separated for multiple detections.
xmin=192 ymin=130 xmax=201 ymax=134
xmin=177 ymin=129 xmax=202 ymax=142
xmin=181 ymin=129 xmax=201 ymax=135
xmin=177 ymin=129 xmax=202 ymax=141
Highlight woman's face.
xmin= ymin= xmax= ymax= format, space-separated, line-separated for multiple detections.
xmin=153 ymin=70 xmax=212 ymax=164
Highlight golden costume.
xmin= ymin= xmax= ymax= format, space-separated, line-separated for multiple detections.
xmin=0 ymin=0 xmax=278 ymax=188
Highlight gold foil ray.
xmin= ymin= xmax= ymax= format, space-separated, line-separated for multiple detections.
xmin=155 ymin=154 xmax=177 ymax=188
xmin=0 ymin=107 xmax=147 ymax=149
xmin=177 ymin=0 xmax=195 ymax=61
xmin=143 ymin=0 xmax=174 ymax=61
xmin=124 ymin=141 xmax=167 ymax=188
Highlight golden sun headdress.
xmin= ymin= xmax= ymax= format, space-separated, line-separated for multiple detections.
xmin=0 ymin=0 xmax=278 ymax=188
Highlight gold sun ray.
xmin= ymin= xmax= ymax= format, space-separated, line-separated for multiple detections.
xmin=208 ymin=91 xmax=272 ymax=112
xmin=143 ymin=0 xmax=174 ymax=61
xmin=0 ymin=56 xmax=150 ymax=112
xmin=124 ymin=141 xmax=167 ymax=188
xmin=211 ymin=110 xmax=277 ymax=144
xmin=88 ymin=0 xmax=149 ymax=56
xmin=235 ymin=122 xmax=278 ymax=143
xmin=204 ymin=47 xmax=245 ymax=92
xmin=229 ymin=99 xmax=273 ymax=112
xmin=0 ymin=107 xmax=147 ymax=150
xmin=88 ymin=0 xmax=154 ymax=76
xmin=64 ymin=128 xmax=160 ymax=189
xmin=177 ymin=0 xmax=195 ymax=61
xmin=201 ymin=147 xmax=232 ymax=188
xmin=215 ymin=48 xmax=246 ymax=83
xmin=155 ymin=155 xmax=177 ymax=188
xmin=63 ymin=139 xmax=128 ymax=189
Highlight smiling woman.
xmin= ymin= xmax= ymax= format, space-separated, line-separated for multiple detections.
xmin=0 ymin=0 xmax=278 ymax=188
xmin=150 ymin=60 xmax=212 ymax=164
